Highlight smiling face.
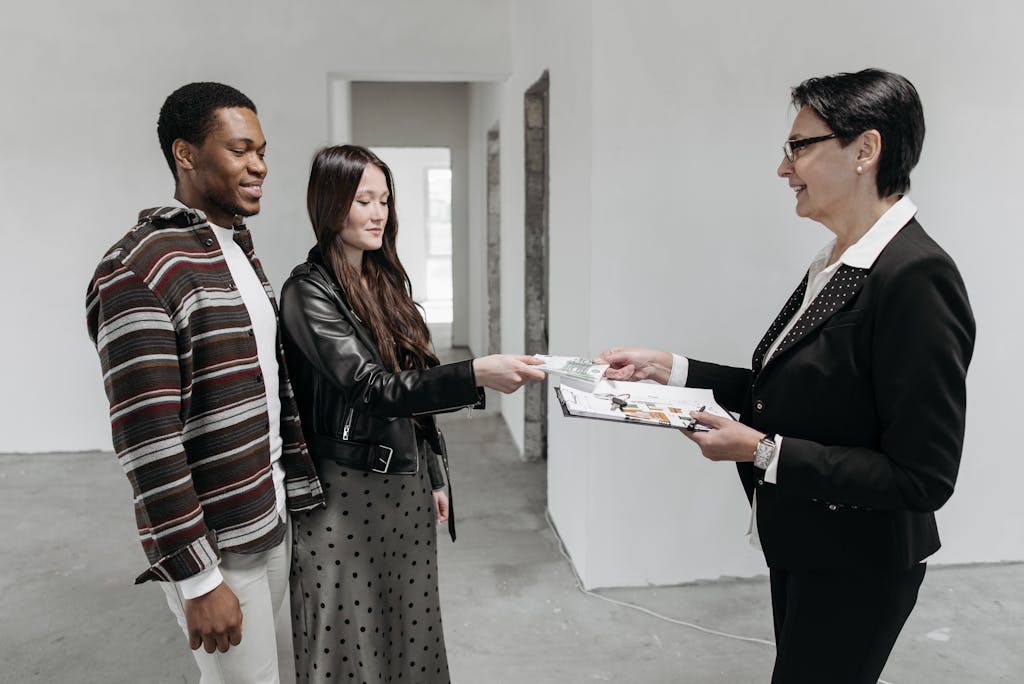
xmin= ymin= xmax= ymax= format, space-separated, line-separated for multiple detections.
xmin=174 ymin=107 xmax=267 ymax=226
xmin=777 ymin=106 xmax=860 ymax=228
xmin=338 ymin=163 xmax=389 ymax=268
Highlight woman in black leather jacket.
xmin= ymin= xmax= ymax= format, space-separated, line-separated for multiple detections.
xmin=280 ymin=145 xmax=544 ymax=684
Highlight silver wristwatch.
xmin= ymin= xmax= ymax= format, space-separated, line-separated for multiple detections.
xmin=753 ymin=434 xmax=777 ymax=470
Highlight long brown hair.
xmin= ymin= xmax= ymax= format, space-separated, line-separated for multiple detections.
xmin=306 ymin=145 xmax=438 ymax=371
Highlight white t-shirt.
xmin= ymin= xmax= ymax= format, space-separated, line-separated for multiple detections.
xmin=176 ymin=213 xmax=286 ymax=599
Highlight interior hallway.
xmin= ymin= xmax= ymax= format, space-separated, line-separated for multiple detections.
xmin=2 ymin=333 xmax=1020 ymax=683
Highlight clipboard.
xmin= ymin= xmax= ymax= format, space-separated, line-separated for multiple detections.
xmin=553 ymin=379 xmax=734 ymax=432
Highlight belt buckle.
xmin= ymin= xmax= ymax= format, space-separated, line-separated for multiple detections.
xmin=371 ymin=445 xmax=394 ymax=474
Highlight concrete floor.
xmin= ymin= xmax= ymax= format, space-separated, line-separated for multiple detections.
xmin=3 ymin=339 xmax=1021 ymax=683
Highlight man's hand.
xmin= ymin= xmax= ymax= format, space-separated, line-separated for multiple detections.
xmin=184 ymin=582 xmax=243 ymax=653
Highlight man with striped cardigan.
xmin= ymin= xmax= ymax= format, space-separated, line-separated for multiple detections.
xmin=86 ymin=82 xmax=324 ymax=684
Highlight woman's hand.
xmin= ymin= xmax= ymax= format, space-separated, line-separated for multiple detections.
xmin=472 ymin=355 xmax=546 ymax=393
xmin=432 ymin=490 xmax=449 ymax=523
xmin=681 ymin=412 xmax=763 ymax=462
xmin=595 ymin=347 xmax=674 ymax=384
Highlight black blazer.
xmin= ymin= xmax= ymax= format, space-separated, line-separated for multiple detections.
xmin=687 ymin=219 xmax=975 ymax=570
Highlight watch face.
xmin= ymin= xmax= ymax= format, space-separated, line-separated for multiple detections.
xmin=755 ymin=438 xmax=774 ymax=468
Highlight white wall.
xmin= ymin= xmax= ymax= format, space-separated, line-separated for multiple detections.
xmin=466 ymin=0 xmax=598 ymax=572
xmin=0 ymin=1 xmax=509 ymax=452
xmin=571 ymin=0 xmax=1024 ymax=585
xmin=468 ymin=0 xmax=1024 ymax=587
xmin=4 ymin=0 xmax=1021 ymax=587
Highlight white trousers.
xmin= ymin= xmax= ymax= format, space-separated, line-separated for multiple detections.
xmin=161 ymin=521 xmax=291 ymax=684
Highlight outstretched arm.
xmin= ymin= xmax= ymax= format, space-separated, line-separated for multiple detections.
xmin=595 ymin=347 xmax=674 ymax=384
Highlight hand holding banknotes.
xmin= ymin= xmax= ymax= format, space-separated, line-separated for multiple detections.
xmin=597 ymin=346 xmax=761 ymax=457
xmin=472 ymin=355 xmax=546 ymax=393
xmin=594 ymin=347 xmax=674 ymax=384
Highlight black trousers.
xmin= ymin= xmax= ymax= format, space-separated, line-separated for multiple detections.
xmin=769 ymin=563 xmax=926 ymax=684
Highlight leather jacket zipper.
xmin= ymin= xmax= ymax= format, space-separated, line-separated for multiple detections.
xmin=342 ymin=408 xmax=354 ymax=440
xmin=412 ymin=402 xmax=478 ymax=417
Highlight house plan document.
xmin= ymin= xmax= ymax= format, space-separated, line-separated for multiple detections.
xmin=554 ymin=378 xmax=734 ymax=432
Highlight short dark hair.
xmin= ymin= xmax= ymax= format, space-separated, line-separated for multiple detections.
xmin=156 ymin=82 xmax=257 ymax=181
xmin=791 ymin=69 xmax=924 ymax=198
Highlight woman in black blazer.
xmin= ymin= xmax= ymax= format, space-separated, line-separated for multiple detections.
xmin=600 ymin=69 xmax=975 ymax=684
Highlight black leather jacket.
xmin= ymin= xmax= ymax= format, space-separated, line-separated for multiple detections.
xmin=279 ymin=248 xmax=484 ymax=494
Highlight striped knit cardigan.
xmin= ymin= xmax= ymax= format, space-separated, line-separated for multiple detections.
xmin=86 ymin=206 xmax=324 ymax=583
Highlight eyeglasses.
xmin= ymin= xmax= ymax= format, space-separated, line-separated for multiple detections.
xmin=783 ymin=133 xmax=838 ymax=162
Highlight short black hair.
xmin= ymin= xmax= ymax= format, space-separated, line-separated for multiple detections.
xmin=156 ymin=82 xmax=257 ymax=181
xmin=791 ymin=69 xmax=924 ymax=198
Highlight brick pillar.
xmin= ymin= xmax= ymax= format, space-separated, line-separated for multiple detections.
xmin=487 ymin=126 xmax=501 ymax=356
xmin=523 ymin=71 xmax=549 ymax=462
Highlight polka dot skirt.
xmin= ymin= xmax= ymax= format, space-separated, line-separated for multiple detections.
xmin=291 ymin=441 xmax=450 ymax=683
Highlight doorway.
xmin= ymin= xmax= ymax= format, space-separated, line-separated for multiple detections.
xmin=372 ymin=147 xmax=454 ymax=330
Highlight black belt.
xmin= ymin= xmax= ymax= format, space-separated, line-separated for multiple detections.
xmin=310 ymin=433 xmax=457 ymax=541
xmin=310 ymin=435 xmax=404 ymax=474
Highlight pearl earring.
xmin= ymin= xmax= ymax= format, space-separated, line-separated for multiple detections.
xmin=856 ymin=165 xmax=863 ymax=174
